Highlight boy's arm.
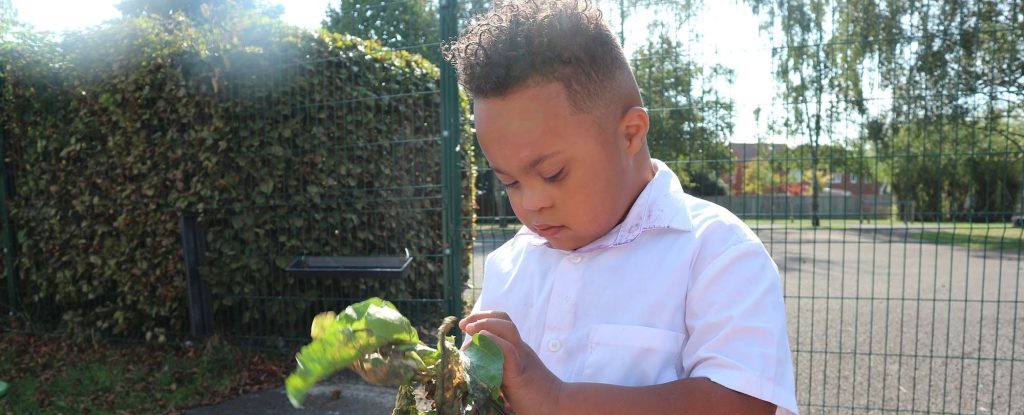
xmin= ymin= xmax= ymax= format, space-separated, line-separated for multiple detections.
xmin=460 ymin=312 xmax=776 ymax=415
xmin=557 ymin=377 xmax=775 ymax=415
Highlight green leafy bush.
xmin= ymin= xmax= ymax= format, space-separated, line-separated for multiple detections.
xmin=286 ymin=298 xmax=508 ymax=414
xmin=0 ymin=11 xmax=474 ymax=341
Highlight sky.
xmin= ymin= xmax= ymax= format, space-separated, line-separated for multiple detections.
xmin=9 ymin=0 xmax=779 ymax=144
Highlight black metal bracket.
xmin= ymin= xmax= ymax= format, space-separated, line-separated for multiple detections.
xmin=284 ymin=254 xmax=412 ymax=279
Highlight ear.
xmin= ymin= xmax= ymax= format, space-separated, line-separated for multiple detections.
xmin=618 ymin=106 xmax=649 ymax=156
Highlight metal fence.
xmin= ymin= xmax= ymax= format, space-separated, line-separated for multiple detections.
xmin=0 ymin=13 xmax=470 ymax=347
xmin=195 ymin=46 xmax=468 ymax=347
xmin=459 ymin=0 xmax=1023 ymax=414
xmin=0 ymin=0 xmax=1021 ymax=413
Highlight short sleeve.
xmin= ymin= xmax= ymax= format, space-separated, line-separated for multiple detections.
xmin=682 ymin=240 xmax=799 ymax=415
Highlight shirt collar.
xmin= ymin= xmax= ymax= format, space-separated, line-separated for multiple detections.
xmin=521 ymin=158 xmax=693 ymax=252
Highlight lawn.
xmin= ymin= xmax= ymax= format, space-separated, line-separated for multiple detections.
xmin=0 ymin=331 xmax=289 ymax=415
xmin=911 ymin=227 xmax=1024 ymax=251
xmin=741 ymin=218 xmax=1024 ymax=250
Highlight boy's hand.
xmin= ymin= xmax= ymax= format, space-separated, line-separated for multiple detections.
xmin=460 ymin=311 xmax=563 ymax=415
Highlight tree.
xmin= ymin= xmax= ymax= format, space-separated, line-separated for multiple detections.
xmin=746 ymin=0 xmax=1024 ymax=222
xmin=322 ymin=0 xmax=439 ymax=63
xmin=632 ymin=29 xmax=735 ymax=196
xmin=116 ymin=0 xmax=283 ymax=20
xmin=742 ymin=158 xmax=785 ymax=195
xmin=778 ymin=142 xmax=875 ymax=186
xmin=743 ymin=0 xmax=863 ymax=226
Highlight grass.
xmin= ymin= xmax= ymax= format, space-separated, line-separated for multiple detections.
xmin=0 ymin=331 xmax=289 ymax=415
xmin=742 ymin=218 xmax=1024 ymax=250
xmin=911 ymin=228 xmax=1024 ymax=251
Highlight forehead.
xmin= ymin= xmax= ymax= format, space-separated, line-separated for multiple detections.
xmin=473 ymin=82 xmax=603 ymax=167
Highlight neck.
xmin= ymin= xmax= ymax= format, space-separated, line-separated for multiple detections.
xmin=616 ymin=155 xmax=656 ymax=225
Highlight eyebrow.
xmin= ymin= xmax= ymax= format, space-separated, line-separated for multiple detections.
xmin=491 ymin=151 xmax=562 ymax=176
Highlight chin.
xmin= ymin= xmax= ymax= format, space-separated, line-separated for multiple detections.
xmin=549 ymin=238 xmax=586 ymax=251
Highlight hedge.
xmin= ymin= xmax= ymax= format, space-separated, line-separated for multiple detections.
xmin=0 ymin=11 xmax=475 ymax=342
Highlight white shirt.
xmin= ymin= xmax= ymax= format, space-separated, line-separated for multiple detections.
xmin=470 ymin=159 xmax=798 ymax=414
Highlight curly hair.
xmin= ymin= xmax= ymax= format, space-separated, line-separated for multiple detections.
xmin=442 ymin=0 xmax=633 ymax=113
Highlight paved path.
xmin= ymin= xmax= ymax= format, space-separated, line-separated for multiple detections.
xmin=760 ymin=226 xmax=1023 ymax=414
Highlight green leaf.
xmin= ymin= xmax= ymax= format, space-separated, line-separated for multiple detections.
xmin=0 ymin=380 xmax=7 ymax=398
xmin=462 ymin=334 xmax=504 ymax=401
xmin=310 ymin=311 xmax=337 ymax=340
xmin=258 ymin=177 xmax=274 ymax=194
xmin=285 ymin=298 xmax=420 ymax=408
xmin=364 ymin=303 xmax=418 ymax=342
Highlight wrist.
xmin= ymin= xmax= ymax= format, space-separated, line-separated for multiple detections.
xmin=545 ymin=378 xmax=567 ymax=415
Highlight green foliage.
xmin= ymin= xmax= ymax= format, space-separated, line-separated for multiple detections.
xmin=0 ymin=332 xmax=286 ymax=414
xmin=886 ymin=121 xmax=1022 ymax=221
xmin=631 ymin=30 xmax=735 ymax=196
xmin=747 ymin=0 xmax=1024 ymax=221
xmin=116 ymin=0 xmax=284 ymax=20
xmin=323 ymin=0 xmax=439 ymax=63
xmin=741 ymin=159 xmax=785 ymax=195
xmin=286 ymin=298 xmax=508 ymax=414
xmin=461 ymin=332 xmax=503 ymax=403
xmin=286 ymin=298 xmax=420 ymax=407
xmin=0 ymin=9 xmax=475 ymax=340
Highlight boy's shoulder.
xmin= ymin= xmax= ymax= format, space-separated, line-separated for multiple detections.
xmin=683 ymin=194 xmax=758 ymax=239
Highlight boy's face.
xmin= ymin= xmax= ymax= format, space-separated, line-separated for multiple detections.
xmin=474 ymin=81 xmax=642 ymax=251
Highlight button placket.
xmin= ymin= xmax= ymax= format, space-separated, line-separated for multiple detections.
xmin=542 ymin=254 xmax=582 ymax=357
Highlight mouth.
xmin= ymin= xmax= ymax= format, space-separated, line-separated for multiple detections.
xmin=532 ymin=224 xmax=565 ymax=238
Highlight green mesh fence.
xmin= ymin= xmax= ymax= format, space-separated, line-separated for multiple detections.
xmin=0 ymin=0 xmax=1020 ymax=412
xmin=0 ymin=9 xmax=472 ymax=347
xmin=201 ymin=54 xmax=467 ymax=349
xmin=458 ymin=0 xmax=1023 ymax=413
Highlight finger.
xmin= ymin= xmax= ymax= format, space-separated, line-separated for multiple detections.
xmin=464 ymin=317 xmax=521 ymax=344
xmin=460 ymin=310 xmax=513 ymax=330
xmin=460 ymin=310 xmax=513 ymax=328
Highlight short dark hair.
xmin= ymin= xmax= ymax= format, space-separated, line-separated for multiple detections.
xmin=442 ymin=0 xmax=632 ymax=113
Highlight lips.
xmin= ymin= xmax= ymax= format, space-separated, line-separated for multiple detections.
xmin=532 ymin=224 xmax=564 ymax=238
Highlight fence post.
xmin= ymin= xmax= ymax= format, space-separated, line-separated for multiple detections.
xmin=180 ymin=213 xmax=213 ymax=340
xmin=0 ymin=67 xmax=19 ymax=316
xmin=439 ymin=0 xmax=465 ymax=324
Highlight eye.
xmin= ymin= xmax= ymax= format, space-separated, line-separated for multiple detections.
xmin=502 ymin=180 xmax=520 ymax=189
xmin=544 ymin=168 xmax=565 ymax=183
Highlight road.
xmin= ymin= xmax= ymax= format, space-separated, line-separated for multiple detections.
xmin=467 ymin=223 xmax=1024 ymax=414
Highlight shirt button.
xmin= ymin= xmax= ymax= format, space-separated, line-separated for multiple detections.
xmin=568 ymin=255 xmax=582 ymax=264
xmin=547 ymin=339 xmax=562 ymax=352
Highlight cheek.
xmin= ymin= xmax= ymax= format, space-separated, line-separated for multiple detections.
xmin=506 ymin=192 xmax=528 ymax=221
xmin=569 ymin=170 xmax=626 ymax=228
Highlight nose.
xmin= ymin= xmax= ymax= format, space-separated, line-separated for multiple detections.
xmin=519 ymin=186 xmax=553 ymax=212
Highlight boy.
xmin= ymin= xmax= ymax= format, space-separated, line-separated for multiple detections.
xmin=445 ymin=1 xmax=798 ymax=414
